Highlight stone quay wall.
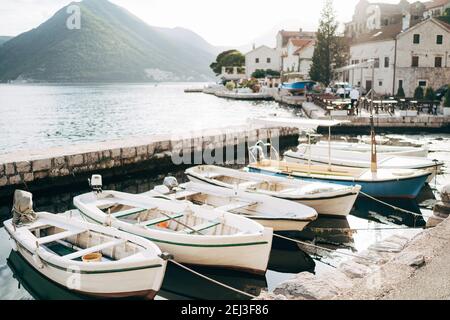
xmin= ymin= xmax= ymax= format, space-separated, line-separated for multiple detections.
xmin=0 ymin=125 xmax=299 ymax=193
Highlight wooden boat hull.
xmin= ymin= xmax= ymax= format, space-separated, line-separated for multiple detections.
xmin=74 ymin=191 xmax=273 ymax=275
xmin=284 ymin=151 xmax=443 ymax=183
xmin=148 ymin=182 xmax=318 ymax=231
xmin=247 ymin=166 xmax=430 ymax=199
xmin=186 ymin=170 xmax=360 ymax=217
xmin=315 ymin=141 xmax=429 ymax=158
xmin=3 ymin=214 xmax=166 ymax=299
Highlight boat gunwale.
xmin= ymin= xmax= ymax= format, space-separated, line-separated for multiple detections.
xmin=185 ymin=172 xmax=361 ymax=200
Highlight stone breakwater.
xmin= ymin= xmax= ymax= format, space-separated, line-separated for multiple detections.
xmin=255 ymin=216 xmax=450 ymax=300
xmin=0 ymin=125 xmax=299 ymax=195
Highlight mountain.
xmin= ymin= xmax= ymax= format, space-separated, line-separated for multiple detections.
xmin=0 ymin=0 xmax=217 ymax=82
xmin=0 ymin=36 xmax=12 ymax=46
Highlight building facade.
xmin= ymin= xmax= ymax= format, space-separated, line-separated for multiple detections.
xmin=344 ymin=0 xmax=450 ymax=38
xmin=244 ymin=45 xmax=281 ymax=78
xmin=244 ymin=29 xmax=316 ymax=78
xmin=347 ymin=18 xmax=450 ymax=97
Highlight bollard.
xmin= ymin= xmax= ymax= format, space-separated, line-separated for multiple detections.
xmin=427 ymin=184 xmax=450 ymax=228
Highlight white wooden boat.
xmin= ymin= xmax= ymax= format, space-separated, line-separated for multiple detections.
xmin=146 ymin=179 xmax=318 ymax=231
xmin=4 ymin=191 xmax=166 ymax=300
xmin=314 ymin=141 xmax=429 ymax=158
xmin=247 ymin=159 xmax=430 ymax=199
xmin=73 ymin=190 xmax=272 ymax=275
xmin=185 ymin=165 xmax=361 ymax=217
xmin=284 ymin=144 xmax=443 ymax=182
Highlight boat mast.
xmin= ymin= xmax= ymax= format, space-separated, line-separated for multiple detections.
xmin=370 ymin=61 xmax=378 ymax=173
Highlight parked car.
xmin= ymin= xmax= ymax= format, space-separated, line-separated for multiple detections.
xmin=436 ymin=85 xmax=449 ymax=101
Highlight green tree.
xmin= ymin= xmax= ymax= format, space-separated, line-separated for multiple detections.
xmin=396 ymin=85 xmax=405 ymax=98
xmin=444 ymin=85 xmax=450 ymax=108
xmin=309 ymin=0 xmax=344 ymax=85
xmin=425 ymin=87 xmax=435 ymax=101
xmin=414 ymin=86 xmax=424 ymax=100
xmin=251 ymin=69 xmax=280 ymax=78
xmin=210 ymin=50 xmax=245 ymax=76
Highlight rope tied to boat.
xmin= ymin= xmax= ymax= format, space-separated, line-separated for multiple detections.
xmin=359 ymin=191 xmax=433 ymax=218
xmin=165 ymin=258 xmax=257 ymax=299
xmin=272 ymin=233 xmax=378 ymax=263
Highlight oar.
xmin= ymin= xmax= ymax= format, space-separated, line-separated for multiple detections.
xmin=152 ymin=208 xmax=206 ymax=236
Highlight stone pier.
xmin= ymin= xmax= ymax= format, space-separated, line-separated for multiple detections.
xmin=0 ymin=125 xmax=299 ymax=196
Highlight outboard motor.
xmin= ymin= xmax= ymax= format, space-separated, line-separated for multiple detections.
xmin=153 ymin=176 xmax=179 ymax=195
xmin=89 ymin=174 xmax=103 ymax=193
xmin=12 ymin=190 xmax=37 ymax=226
xmin=163 ymin=176 xmax=179 ymax=190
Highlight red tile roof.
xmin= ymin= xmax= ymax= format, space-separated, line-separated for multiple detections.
xmin=292 ymin=40 xmax=315 ymax=54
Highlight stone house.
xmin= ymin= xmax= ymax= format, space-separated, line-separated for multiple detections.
xmin=424 ymin=0 xmax=450 ymax=18
xmin=282 ymin=39 xmax=316 ymax=78
xmin=345 ymin=0 xmax=429 ymax=38
xmin=347 ymin=17 xmax=450 ymax=97
xmin=244 ymin=45 xmax=281 ymax=78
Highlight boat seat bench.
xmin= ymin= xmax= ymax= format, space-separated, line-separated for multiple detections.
xmin=112 ymin=207 xmax=150 ymax=218
xmin=174 ymin=190 xmax=202 ymax=199
xmin=217 ymin=201 xmax=258 ymax=212
xmin=139 ymin=213 xmax=184 ymax=227
xmin=239 ymin=181 xmax=260 ymax=189
xmin=178 ymin=220 xmax=221 ymax=234
xmin=63 ymin=239 xmax=126 ymax=260
xmin=38 ymin=230 xmax=87 ymax=245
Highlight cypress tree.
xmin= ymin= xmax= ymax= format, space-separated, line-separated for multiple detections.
xmin=309 ymin=0 xmax=345 ymax=86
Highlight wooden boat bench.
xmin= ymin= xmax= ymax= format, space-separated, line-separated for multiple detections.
xmin=217 ymin=201 xmax=258 ymax=212
xmin=112 ymin=207 xmax=151 ymax=219
xmin=37 ymin=229 xmax=87 ymax=245
xmin=238 ymin=181 xmax=260 ymax=189
xmin=178 ymin=220 xmax=221 ymax=234
xmin=63 ymin=239 xmax=127 ymax=260
xmin=174 ymin=190 xmax=202 ymax=199
xmin=139 ymin=213 xmax=184 ymax=227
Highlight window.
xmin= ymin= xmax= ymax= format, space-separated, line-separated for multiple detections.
xmin=418 ymin=80 xmax=427 ymax=87
xmin=435 ymin=56 xmax=443 ymax=67
xmin=437 ymin=35 xmax=443 ymax=45
xmin=255 ymin=58 xmax=259 ymax=63
xmin=384 ymin=57 xmax=389 ymax=68
xmin=378 ymin=81 xmax=383 ymax=86
xmin=412 ymin=56 xmax=419 ymax=67
xmin=267 ymin=58 xmax=271 ymax=63
xmin=355 ymin=59 xmax=360 ymax=64
xmin=374 ymin=58 xmax=380 ymax=68
xmin=413 ymin=34 xmax=420 ymax=44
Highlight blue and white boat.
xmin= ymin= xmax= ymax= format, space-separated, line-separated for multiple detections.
xmin=281 ymin=81 xmax=316 ymax=93
xmin=246 ymin=160 xmax=430 ymax=199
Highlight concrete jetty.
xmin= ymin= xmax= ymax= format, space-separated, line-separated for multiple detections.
xmin=256 ymin=216 xmax=450 ymax=300
xmin=214 ymin=90 xmax=274 ymax=101
xmin=0 ymin=125 xmax=299 ymax=196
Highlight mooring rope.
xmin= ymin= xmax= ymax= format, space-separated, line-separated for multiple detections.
xmin=359 ymin=191 xmax=433 ymax=218
xmin=309 ymin=226 xmax=423 ymax=233
xmin=273 ymin=233 xmax=377 ymax=262
xmin=168 ymin=259 xmax=256 ymax=299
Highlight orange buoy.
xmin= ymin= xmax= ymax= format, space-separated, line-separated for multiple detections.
xmin=82 ymin=252 xmax=102 ymax=262
xmin=157 ymin=221 xmax=169 ymax=229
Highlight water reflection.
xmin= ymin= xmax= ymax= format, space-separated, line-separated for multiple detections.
xmin=0 ymin=155 xmax=442 ymax=300
xmin=5 ymin=241 xmax=316 ymax=300
xmin=352 ymin=196 xmax=426 ymax=228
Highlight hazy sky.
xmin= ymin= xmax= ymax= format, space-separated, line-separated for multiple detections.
xmin=0 ymin=0 xmax=402 ymax=46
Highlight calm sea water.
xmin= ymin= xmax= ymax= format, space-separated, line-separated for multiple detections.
xmin=0 ymin=83 xmax=449 ymax=300
xmin=0 ymin=83 xmax=297 ymax=155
